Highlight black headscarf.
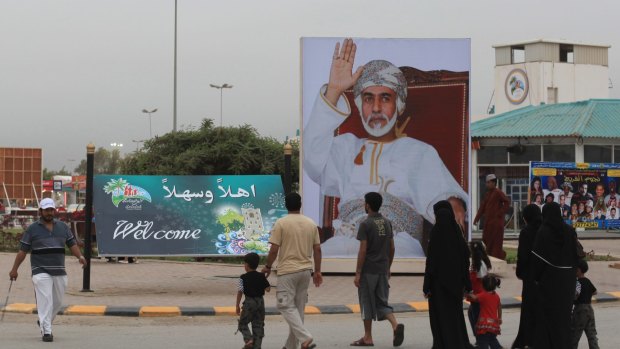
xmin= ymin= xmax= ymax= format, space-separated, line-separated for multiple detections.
xmin=516 ymin=204 xmax=542 ymax=280
xmin=542 ymin=202 xmax=566 ymax=242
xmin=523 ymin=204 xmax=544 ymax=227
xmin=424 ymin=200 xmax=471 ymax=297
xmin=523 ymin=203 xmax=542 ymax=230
xmin=533 ymin=202 xmax=577 ymax=272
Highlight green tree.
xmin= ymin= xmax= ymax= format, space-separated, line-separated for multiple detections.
xmin=121 ymin=119 xmax=299 ymax=187
xmin=74 ymin=148 xmax=124 ymax=175
xmin=42 ymin=167 xmax=71 ymax=180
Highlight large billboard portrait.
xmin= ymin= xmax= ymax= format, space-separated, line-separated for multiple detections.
xmin=301 ymin=38 xmax=471 ymax=258
xmin=529 ymin=162 xmax=620 ymax=230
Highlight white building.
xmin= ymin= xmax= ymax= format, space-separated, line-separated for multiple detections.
xmin=492 ymin=39 xmax=610 ymax=115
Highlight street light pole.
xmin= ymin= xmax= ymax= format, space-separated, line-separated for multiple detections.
xmin=209 ymin=83 xmax=233 ymax=127
xmin=110 ymin=143 xmax=124 ymax=174
xmin=141 ymin=108 xmax=158 ymax=138
xmin=173 ymin=0 xmax=177 ymax=132
xmin=132 ymin=140 xmax=144 ymax=152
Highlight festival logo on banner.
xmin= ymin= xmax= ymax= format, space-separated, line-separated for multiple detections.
xmin=529 ymin=162 xmax=620 ymax=230
xmin=94 ymin=175 xmax=286 ymax=256
xmin=103 ymin=178 xmax=152 ymax=210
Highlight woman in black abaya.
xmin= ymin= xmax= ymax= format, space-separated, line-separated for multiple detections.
xmin=511 ymin=204 xmax=542 ymax=349
xmin=423 ymin=199 xmax=474 ymax=349
xmin=532 ymin=202 xmax=579 ymax=349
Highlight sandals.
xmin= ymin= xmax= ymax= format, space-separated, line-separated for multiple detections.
xmin=301 ymin=343 xmax=317 ymax=349
xmin=242 ymin=339 xmax=254 ymax=349
xmin=350 ymin=338 xmax=374 ymax=346
xmin=349 ymin=324 xmax=403 ymax=347
xmin=393 ymin=324 xmax=404 ymax=347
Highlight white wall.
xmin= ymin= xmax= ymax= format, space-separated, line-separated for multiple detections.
xmin=574 ymin=65 xmax=610 ymax=101
xmin=493 ymin=62 xmax=609 ymax=115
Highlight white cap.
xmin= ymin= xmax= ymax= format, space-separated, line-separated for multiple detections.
xmin=39 ymin=198 xmax=56 ymax=210
xmin=486 ymin=174 xmax=497 ymax=182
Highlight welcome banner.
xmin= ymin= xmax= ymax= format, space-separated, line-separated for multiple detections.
xmin=94 ymin=175 xmax=286 ymax=256
xmin=529 ymin=162 xmax=620 ymax=230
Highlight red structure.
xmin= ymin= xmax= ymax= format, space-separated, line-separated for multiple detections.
xmin=0 ymin=147 xmax=42 ymax=207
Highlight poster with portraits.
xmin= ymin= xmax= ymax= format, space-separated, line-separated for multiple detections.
xmin=529 ymin=162 xmax=620 ymax=230
xmin=301 ymin=38 xmax=471 ymax=258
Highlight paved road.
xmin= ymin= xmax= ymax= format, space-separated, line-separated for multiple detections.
xmin=1 ymin=302 xmax=617 ymax=348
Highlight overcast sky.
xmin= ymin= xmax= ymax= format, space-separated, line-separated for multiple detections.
xmin=2 ymin=0 xmax=618 ymax=171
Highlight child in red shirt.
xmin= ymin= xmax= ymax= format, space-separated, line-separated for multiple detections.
xmin=468 ymin=241 xmax=492 ymax=345
xmin=468 ymin=275 xmax=502 ymax=349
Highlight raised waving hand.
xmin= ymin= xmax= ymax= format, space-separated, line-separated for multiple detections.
xmin=324 ymin=38 xmax=365 ymax=106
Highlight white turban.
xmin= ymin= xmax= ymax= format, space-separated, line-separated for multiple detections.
xmin=353 ymin=60 xmax=408 ymax=115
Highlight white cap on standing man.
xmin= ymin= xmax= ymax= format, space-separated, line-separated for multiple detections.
xmin=486 ymin=174 xmax=497 ymax=182
xmin=39 ymin=198 xmax=56 ymax=210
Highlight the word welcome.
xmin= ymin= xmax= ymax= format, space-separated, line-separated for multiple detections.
xmin=113 ymin=220 xmax=201 ymax=240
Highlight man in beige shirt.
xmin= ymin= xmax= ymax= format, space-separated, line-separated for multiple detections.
xmin=262 ymin=193 xmax=322 ymax=349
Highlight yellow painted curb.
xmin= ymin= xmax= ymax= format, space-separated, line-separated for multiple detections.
xmin=213 ymin=306 xmax=238 ymax=316
xmin=304 ymin=306 xmax=321 ymax=314
xmin=64 ymin=305 xmax=106 ymax=315
xmin=608 ymin=291 xmax=620 ymax=298
xmin=139 ymin=306 xmax=181 ymax=317
xmin=4 ymin=303 xmax=36 ymax=313
xmin=407 ymin=301 xmax=429 ymax=312
xmin=345 ymin=304 xmax=360 ymax=313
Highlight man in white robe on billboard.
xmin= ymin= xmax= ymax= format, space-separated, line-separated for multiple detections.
xmin=304 ymin=38 xmax=468 ymax=258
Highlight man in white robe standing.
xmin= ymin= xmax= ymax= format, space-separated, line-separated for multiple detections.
xmin=304 ymin=38 xmax=468 ymax=258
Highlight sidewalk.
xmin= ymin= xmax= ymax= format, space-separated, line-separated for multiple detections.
xmin=472 ymin=229 xmax=620 ymax=240
xmin=1 ymin=237 xmax=620 ymax=317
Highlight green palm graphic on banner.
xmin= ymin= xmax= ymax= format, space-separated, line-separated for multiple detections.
xmin=103 ymin=178 xmax=152 ymax=207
